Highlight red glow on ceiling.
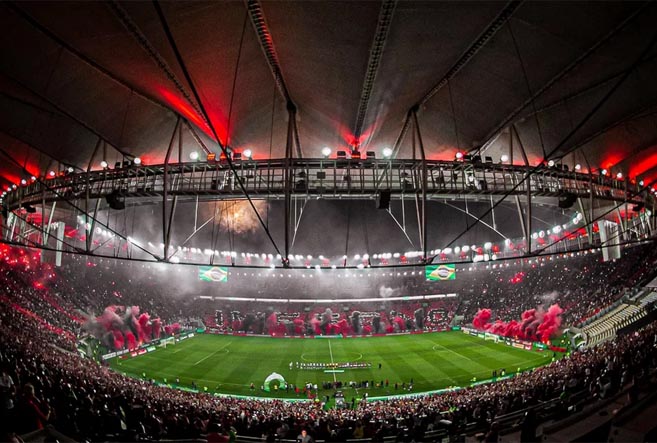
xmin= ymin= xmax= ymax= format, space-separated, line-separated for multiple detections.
xmin=628 ymin=147 xmax=657 ymax=178
xmin=600 ymin=152 xmax=625 ymax=170
xmin=157 ymin=87 xmax=227 ymax=146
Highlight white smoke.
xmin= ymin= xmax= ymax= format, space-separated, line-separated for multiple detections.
xmin=540 ymin=291 xmax=560 ymax=303
xmin=379 ymin=285 xmax=397 ymax=298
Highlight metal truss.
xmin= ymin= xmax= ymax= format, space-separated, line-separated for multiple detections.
xmin=4 ymin=158 xmax=648 ymax=209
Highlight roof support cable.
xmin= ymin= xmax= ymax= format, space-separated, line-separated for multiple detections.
xmin=388 ymin=0 xmax=524 ymax=159
xmin=507 ymin=21 xmax=547 ymax=160
xmin=433 ymin=25 xmax=657 ymax=257
xmin=152 ymin=0 xmax=283 ymax=258
xmin=477 ymin=1 xmax=653 ymax=155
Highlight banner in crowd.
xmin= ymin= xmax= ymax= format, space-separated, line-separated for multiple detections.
xmin=198 ymin=266 xmax=228 ymax=283
xmin=425 ymin=264 xmax=456 ymax=281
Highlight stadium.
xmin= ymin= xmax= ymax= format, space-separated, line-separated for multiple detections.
xmin=1 ymin=1 xmax=657 ymax=442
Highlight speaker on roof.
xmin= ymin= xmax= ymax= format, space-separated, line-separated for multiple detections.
xmin=105 ymin=190 xmax=125 ymax=210
xmin=558 ymin=192 xmax=577 ymax=209
xmin=376 ymin=189 xmax=391 ymax=210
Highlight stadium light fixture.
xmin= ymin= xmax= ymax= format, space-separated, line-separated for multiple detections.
xmin=616 ymin=172 xmax=623 ymax=179
xmin=100 ymin=160 xmax=108 ymax=169
xmin=547 ymin=160 xmax=555 ymax=167
xmin=639 ymin=180 xmax=644 ymax=186
xmin=574 ymin=164 xmax=581 ymax=171
xmin=133 ymin=157 xmax=142 ymax=165
xmin=321 ymin=147 xmax=332 ymax=158
xmin=243 ymin=149 xmax=252 ymax=159
xmin=20 ymin=179 xmax=26 ymax=185
xmin=500 ymin=154 xmax=509 ymax=163
xmin=382 ymin=147 xmax=393 ymax=158
xmin=189 ymin=151 xmax=199 ymax=161
xmin=601 ymin=168 xmax=608 ymax=176
xmin=455 ymin=151 xmax=464 ymax=160
xmin=48 ymin=171 xmax=56 ymax=177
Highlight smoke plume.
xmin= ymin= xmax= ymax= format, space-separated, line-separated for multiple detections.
xmin=472 ymin=304 xmax=563 ymax=343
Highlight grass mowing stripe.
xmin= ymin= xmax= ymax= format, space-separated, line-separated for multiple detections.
xmin=110 ymin=332 xmax=561 ymax=399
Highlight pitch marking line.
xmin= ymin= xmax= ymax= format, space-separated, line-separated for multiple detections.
xmin=328 ymin=339 xmax=337 ymax=382
xmin=430 ymin=340 xmax=494 ymax=371
xmin=193 ymin=341 xmax=232 ymax=366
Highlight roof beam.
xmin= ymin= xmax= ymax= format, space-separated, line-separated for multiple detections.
xmin=477 ymin=2 xmax=653 ymax=154
xmin=390 ymin=0 xmax=524 ymax=157
xmin=0 ymin=72 xmax=129 ymax=157
xmin=245 ymin=0 xmax=302 ymax=157
xmin=352 ymin=0 xmax=397 ymax=146
xmin=5 ymin=2 xmax=214 ymax=153
xmin=107 ymin=0 xmax=212 ymax=139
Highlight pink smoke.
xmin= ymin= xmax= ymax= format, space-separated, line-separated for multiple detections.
xmin=113 ymin=330 xmax=124 ymax=349
xmin=537 ymin=304 xmax=563 ymax=341
xmin=310 ymin=317 xmax=321 ymax=335
xmin=472 ymin=308 xmax=492 ymax=329
xmin=472 ymin=304 xmax=563 ymax=343
xmin=293 ymin=318 xmax=304 ymax=334
xmin=152 ymin=318 xmax=162 ymax=339
xmin=125 ymin=331 xmax=137 ymax=349
xmin=137 ymin=313 xmax=151 ymax=343
xmin=266 ymin=312 xmax=278 ymax=335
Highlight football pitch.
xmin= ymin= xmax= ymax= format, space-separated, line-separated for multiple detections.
xmin=110 ymin=332 xmax=558 ymax=400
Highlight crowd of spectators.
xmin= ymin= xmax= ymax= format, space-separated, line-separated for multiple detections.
xmin=1 ymin=294 xmax=655 ymax=441
xmin=1 ymin=241 xmax=657 ymax=441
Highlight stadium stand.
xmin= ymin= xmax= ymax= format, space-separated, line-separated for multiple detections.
xmin=1 ymin=243 xmax=657 ymax=442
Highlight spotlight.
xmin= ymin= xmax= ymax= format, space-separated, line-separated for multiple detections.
xmin=616 ymin=172 xmax=623 ymax=179
xmin=100 ymin=160 xmax=108 ymax=169
xmin=500 ymin=154 xmax=509 ymax=163
xmin=574 ymin=164 xmax=581 ymax=171
xmin=548 ymin=160 xmax=555 ymax=167
xmin=243 ymin=149 xmax=252 ymax=159
xmin=639 ymin=180 xmax=644 ymax=187
xmin=12 ymin=184 xmax=16 ymax=189
xmin=133 ymin=157 xmax=142 ymax=165
xmin=67 ymin=167 xmax=74 ymax=173
xmin=20 ymin=179 xmax=26 ymax=185
xmin=601 ymin=168 xmax=608 ymax=176
xmin=189 ymin=151 xmax=199 ymax=161
xmin=48 ymin=171 xmax=56 ymax=177
xmin=455 ymin=151 xmax=464 ymax=160
xmin=382 ymin=147 xmax=393 ymax=158
xmin=321 ymin=147 xmax=331 ymax=158
xmin=30 ymin=176 xmax=36 ymax=182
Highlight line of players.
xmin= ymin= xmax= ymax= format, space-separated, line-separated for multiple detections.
xmin=290 ymin=361 xmax=372 ymax=370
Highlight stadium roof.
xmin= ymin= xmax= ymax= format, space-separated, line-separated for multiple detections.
xmin=2 ymin=1 xmax=657 ymax=190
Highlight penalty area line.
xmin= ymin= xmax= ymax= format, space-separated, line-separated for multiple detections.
xmin=193 ymin=341 xmax=232 ymax=366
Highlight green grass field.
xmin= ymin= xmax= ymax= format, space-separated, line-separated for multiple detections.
xmin=110 ymin=332 xmax=558 ymax=400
